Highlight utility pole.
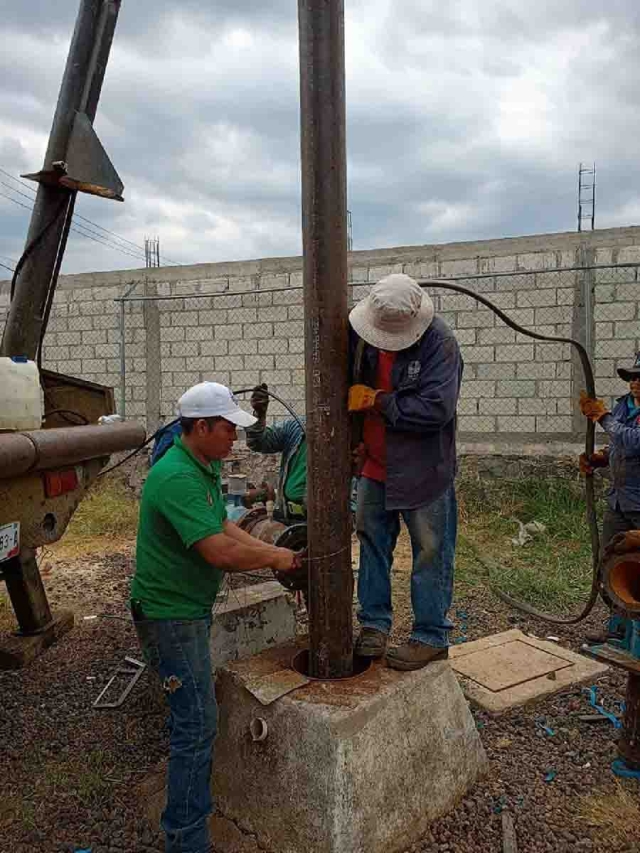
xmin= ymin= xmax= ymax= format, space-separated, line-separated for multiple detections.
xmin=1 ymin=0 xmax=123 ymax=360
xmin=298 ymin=0 xmax=353 ymax=678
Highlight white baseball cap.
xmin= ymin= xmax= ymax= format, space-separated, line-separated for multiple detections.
xmin=177 ymin=382 xmax=257 ymax=428
xmin=349 ymin=273 xmax=434 ymax=351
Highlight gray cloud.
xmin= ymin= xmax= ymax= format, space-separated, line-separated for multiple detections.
xmin=1 ymin=0 xmax=640 ymax=279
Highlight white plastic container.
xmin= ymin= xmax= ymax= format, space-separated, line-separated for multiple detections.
xmin=0 ymin=357 xmax=44 ymax=431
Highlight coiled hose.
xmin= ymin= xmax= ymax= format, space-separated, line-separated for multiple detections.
xmin=419 ymin=278 xmax=600 ymax=625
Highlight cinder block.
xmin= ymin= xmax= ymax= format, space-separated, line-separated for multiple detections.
xmin=457 ymin=311 xmax=495 ymax=329
xmin=480 ymin=398 xmax=514 ymax=415
xmin=516 ymin=362 xmax=557 ymax=380
xmin=496 ymin=380 xmax=536 ymax=398
xmin=461 ymin=345 xmax=495 ymax=364
xmin=476 ymin=363 xmax=515 ymax=380
xmin=200 ymin=340 xmax=229 ymax=356
xmin=272 ymin=321 xmax=304 ymax=339
xmin=460 ymin=380 xmax=496 ymax=397
xmin=594 ymin=302 xmax=635 ymax=322
xmin=495 ymin=344 xmax=533 ymax=362
xmin=211 ymin=582 xmax=296 ymax=666
xmin=259 ymin=338 xmax=289 ymax=355
xmin=536 ymin=416 xmax=573 ymax=433
xmin=534 ymin=306 xmax=570 ymax=326
xmin=214 ymin=324 xmax=244 ymax=341
xmin=81 ymin=358 xmax=106 ymax=374
xmin=171 ymin=311 xmax=200 ymax=327
xmin=497 ymin=415 xmax=535 ymax=432
xmin=228 ymin=339 xmax=257 ymax=355
xmin=244 ymin=322 xmax=275 ymax=340
xmin=478 ymin=327 xmax=516 ymax=345
xmin=273 ymin=289 xmax=302 ymax=306
xmin=616 ymin=283 xmax=640 ymax=303
xmin=516 ymin=289 xmax=557 ymax=308
xmin=68 ymin=315 xmax=94 ymax=332
xmin=458 ymin=415 xmax=496 ymax=432
xmin=453 ymin=329 xmax=477 ymax=345
xmin=215 ymin=355 xmax=245 ymax=372
xmin=614 ymin=320 xmax=640 ymax=338
xmin=538 ymin=380 xmax=571 ymax=398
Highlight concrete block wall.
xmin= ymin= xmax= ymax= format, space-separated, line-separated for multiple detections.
xmin=2 ymin=225 xmax=640 ymax=440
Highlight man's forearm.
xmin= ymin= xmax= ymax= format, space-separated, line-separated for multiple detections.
xmin=224 ymin=520 xmax=279 ymax=553
xmin=195 ymin=532 xmax=280 ymax=573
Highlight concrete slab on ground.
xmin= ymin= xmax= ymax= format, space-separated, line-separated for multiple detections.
xmin=210 ymin=640 xmax=487 ymax=853
xmin=450 ymin=628 xmax=609 ymax=713
xmin=211 ymin=581 xmax=296 ymax=668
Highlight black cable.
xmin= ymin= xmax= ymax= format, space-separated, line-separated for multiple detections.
xmin=234 ymin=388 xmax=306 ymax=435
xmin=420 ymin=278 xmax=600 ymax=625
xmin=37 ymin=193 xmax=76 ymax=369
xmin=98 ymin=388 xmax=306 ymax=478
xmin=8 ymin=195 xmax=70 ymax=301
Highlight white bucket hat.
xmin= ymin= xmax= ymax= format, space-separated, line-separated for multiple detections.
xmin=177 ymin=382 xmax=257 ymax=428
xmin=349 ymin=273 xmax=434 ymax=351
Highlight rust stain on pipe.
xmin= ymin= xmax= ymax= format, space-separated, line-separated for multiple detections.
xmin=0 ymin=422 xmax=145 ymax=479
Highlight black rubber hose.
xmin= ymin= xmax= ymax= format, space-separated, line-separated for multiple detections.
xmin=419 ymin=278 xmax=601 ymax=625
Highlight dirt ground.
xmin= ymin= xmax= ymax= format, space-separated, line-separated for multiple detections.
xmin=0 ymin=534 xmax=639 ymax=853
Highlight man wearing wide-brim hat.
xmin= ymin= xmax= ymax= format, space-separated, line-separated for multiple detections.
xmin=579 ymin=352 xmax=640 ymax=615
xmin=348 ymin=273 xmax=463 ymax=670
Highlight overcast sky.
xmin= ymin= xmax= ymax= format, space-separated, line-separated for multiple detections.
xmin=1 ymin=0 xmax=639 ymax=277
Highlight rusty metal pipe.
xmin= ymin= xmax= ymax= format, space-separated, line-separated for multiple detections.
xmin=603 ymin=552 xmax=640 ymax=615
xmin=0 ymin=422 xmax=145 ymax=479
xmin=298 ymin=0 xmax=353 ymax=679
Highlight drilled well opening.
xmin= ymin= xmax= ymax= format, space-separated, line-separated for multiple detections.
xmin=292 ymin=649 xmax=372 ymax=681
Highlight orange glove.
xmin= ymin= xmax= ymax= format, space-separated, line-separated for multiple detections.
xmin=348 ymin=385 xmax=379 ymax=412
xmin=578 ymin=450 xmax=609 ymax=475
xmin=579 ymin=391 xmax=609 ymax=423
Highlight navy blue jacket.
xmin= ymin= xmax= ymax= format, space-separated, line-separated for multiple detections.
xmin=601 ymin=394 xmax=640 ymax=512
xmin=352 ymin=316 xmax=463 ymax=511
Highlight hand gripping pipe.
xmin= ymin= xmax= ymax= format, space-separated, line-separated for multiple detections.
xmin=419 ymin=279 xmax=601 ymax=625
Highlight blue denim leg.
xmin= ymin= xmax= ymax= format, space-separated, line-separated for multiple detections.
xmin=356 ymin=477 xmax=401 ymax=634
xmin=402 ymin=486 xmax=457 ymax=648
xmin=135 ymin=616 xmax=217 ymax=853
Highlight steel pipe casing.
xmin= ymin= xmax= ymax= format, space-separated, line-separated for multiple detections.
xmin=0 ymin=422 xmax=146 ymax=480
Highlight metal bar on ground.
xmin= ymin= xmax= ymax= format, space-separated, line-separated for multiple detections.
xmin=298 ymin=0 xmax=353 ymax=678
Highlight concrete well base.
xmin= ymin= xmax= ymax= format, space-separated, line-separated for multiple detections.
xmin=213 ymin=641 xmax=487 ymax=853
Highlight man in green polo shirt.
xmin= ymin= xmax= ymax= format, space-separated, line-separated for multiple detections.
xmin=131 ymin=381 xmax=299 ymax=853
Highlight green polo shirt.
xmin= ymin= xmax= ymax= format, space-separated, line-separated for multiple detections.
xmin=131 ymin=437 xmax=226 ymax=619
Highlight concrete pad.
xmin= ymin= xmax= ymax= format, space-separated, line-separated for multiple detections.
xmin=450 ymin=629 xmax=609 ymax=713
xmin=212 ymin=641 xmax=487 ymax=853
xmin=0 ymin=609 xmax=74 ymax=670
xmin=212 ymin=582 xmax=296 ymax=668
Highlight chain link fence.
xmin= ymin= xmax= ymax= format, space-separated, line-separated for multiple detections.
xmin=113 ymin=263 xmax=639 ymax=442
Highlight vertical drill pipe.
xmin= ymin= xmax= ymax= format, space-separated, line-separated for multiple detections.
xmin=1 ymin=0 xmax=122 ymax=358
xmin=298 ymin=0 xmax=353 ymax=678
xmin=619 ymin=673 xmax=640 ymax=770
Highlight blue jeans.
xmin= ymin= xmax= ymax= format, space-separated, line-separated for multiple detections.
xmin=134 ymin=614 xmax=217 ymax=853
xmin=356 ymin=478 xmax=457 ymax=648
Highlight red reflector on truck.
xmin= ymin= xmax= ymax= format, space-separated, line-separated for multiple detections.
xmin=44 ymin=469 xmax=79 ymax=498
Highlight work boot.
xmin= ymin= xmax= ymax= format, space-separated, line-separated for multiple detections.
xmin=385 ymin=640 xmax=448 ymax=671
xmin=354 ymin=628 xmax=388 ymax=658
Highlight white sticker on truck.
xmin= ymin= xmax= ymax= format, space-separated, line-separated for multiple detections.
xmin=0 ymin=522 xmax=20 ymax=563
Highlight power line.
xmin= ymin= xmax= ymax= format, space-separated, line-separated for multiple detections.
xmin=0 ymin=260 xmax=15 ymax=273
xmin=0 ymin=166 xmax=184 ymax=265
xmin=0 ymin=188 xmax=147 ymax=262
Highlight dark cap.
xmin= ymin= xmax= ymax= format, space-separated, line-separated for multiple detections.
xmin=618 ymin=351 xmax=640 ymax=382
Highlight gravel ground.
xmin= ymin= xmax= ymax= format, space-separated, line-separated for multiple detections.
xmin=0 ymin=539 xmax=638 ymax=853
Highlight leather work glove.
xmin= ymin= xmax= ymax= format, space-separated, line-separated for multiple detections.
xmin=348 ymin=384 xmax=380 ymax=413
xmin=250 ymin=383 xmax=269 ymax=419
xmin=578 ymin=450 xmax=609 ymax=476
xmin=579 ymin=391 xmax=609 ymax=423
xmin=608 ymin=530 xmax=640 ymax=556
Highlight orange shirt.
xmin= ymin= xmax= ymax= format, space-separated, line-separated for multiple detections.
xmin=362 ymin=351 xmax=396 ymax=482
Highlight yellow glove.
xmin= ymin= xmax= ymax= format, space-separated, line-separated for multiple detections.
xmin=579 ymin=391 xmax=609 ymax=423
xmin=348 ymin=385 xmax=379 ymax=412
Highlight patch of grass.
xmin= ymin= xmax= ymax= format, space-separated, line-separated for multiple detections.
xmin=578 ymin=782 xmax=640 ymax=848
xmin=456 ymin=475 xmax=600 ymax=612
xmin=63 ymin=475 xmax=139 ymax=548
